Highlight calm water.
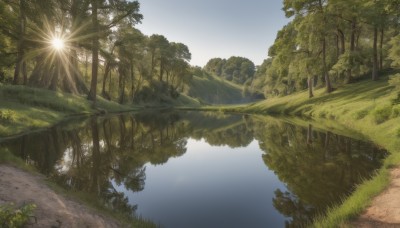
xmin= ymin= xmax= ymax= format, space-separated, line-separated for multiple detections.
xmin=0 ymin=111 xmax=387 ymax=227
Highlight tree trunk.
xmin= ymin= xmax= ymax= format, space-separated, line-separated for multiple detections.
xmin=90 ymin=117 xmax=100 ymax=193
xmin=88 ymin=0 xmax=99 ymax=104
xmin=150 ymin=50 xmax=155 ymax=78
xmin=308 ymin=76 xmax=314 ymax=98
xmin=118 ymin=65 xmax=126 ymax=104
xmin=335 ymin=34 xmax=339 ymax=60
xmin=372 ymin=26 xmax=379 ymax=81
xmin=50 ymin=57 xmax=60 ymax=90
xmin=379 ymin=28 xmax=384 ymax=70
xmin=13 ymin=0 xmax=26 ymax=85
xmin=101 ymin=61 xmax=111 ymax=97
xmin=130 ymin=59 xmax=135 ymax=100
xmin=347 ymin=18 xmax=357 ymax=83
xmin=337 ymin=28 xmax=345 ymax=55
xmin=159 ymin=60 xmax=164 ymax=82
xmin=323 ymin=38 xmax=333 ymax=93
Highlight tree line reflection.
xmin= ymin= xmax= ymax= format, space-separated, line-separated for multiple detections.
xmin=0 ymin=112 xmax=387 ymax=226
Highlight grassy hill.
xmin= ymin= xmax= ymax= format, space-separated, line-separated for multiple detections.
xmin=0 ymin=84 xmax=136 ymax=137
xmin=183 ymin=73 xmax=249 ymax=104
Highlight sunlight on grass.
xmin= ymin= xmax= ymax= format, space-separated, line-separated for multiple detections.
xmin=0 ymin=84 xmax=133 ymax=137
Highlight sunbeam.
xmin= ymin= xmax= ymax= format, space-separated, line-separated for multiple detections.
xmin=51 ymin=38 xmax=65 ymax=51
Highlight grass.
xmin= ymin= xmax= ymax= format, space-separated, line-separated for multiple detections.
xmin=0 ymin=84 xmax=135 ymax=137
xmin=207 ymin=73 xmax=400 ymax=227
xmin=183 ymin=74 xmax=246 ymax=104
xmin=0 ymin=149 xmax=36 ymax=172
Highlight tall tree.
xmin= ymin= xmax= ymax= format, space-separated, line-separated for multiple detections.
xmin=87 ymin=0 xmax=99 ymax=102
xmin=87 ymin=0 xmax=142 ymax=103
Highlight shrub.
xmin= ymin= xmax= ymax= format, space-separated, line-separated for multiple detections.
xmin=373 ymin=105 xmax=392 ymax=124
xmin=389 ymin=74 xmax=400 ymax=104
xmin=0 ymin=203 xmax=36 ymax=228
xmin=0 ymin=109 xmax=16 ymax=122
xmin=355 ymin=109 xmax=369 ymax=120
xmin=392 ymin=105 xmax=400 ymax=118
xmin=319 ymin=111 xmax=327 ymax=118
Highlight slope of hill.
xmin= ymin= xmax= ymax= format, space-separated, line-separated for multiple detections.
xmin=183 ymin=74 xmax=250 ymax=104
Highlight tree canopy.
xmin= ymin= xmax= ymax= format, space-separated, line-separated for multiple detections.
xmin=251 ymin=0 xmax=400 ymax=99
xmin=204 ymin=56 xmax=256 ymax=84
xmin=0 ymin=0 xmax=194 ymax=105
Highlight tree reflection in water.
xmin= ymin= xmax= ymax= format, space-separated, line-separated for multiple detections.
xmin=250 ymin=117 xmax=387 ymax=227
xmin=0 ymin=112 xmax=387 ymax=226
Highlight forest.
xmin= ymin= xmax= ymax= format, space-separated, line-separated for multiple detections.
xmin=0 ymin=0 xmax=263 ymax=105
xmin=0 ymin=0 xmax=194 ymax=104
xmin=252 ymin=0 xmax=400 ymax=99
xmin=1 ymin=0 xmax=400 ymax=105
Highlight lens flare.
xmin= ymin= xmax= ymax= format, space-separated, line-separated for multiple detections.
xmin=51 ymin=38 xmax=65 ymax=51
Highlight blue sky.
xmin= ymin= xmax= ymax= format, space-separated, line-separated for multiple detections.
xmin=136 ymin=0 xmax=289 ymax=67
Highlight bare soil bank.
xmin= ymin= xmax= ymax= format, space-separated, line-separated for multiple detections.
xmin=352 ymin=168 xmax=400 ymax=227
xmin=0 ymin=165 xmax=121 ymax=228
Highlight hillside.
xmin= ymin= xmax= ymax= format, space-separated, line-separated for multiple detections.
xmin=183 ymin=73 xmax=250 ymax=104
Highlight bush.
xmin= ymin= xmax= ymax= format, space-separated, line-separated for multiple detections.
xmin=373 ymin=105 xmax=392 ymax=124
xmin=0 ymin=109 xmax=16 ymax=122
xmin=355 ymin=109 xmax=369 ymax=120
xmin=389 ymin=74 xmax=400 ymax=104
xmin=318 ymin=111 xmax=327 ymax=118
xmin=0 ymin=203 xmax=36 ymax=228
xmin=392 ymin=105 xmax=400 ymax=118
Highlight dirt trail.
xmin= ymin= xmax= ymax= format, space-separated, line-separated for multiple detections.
xmin=352 ymin=168 xmax=400 ymax=227
xmin=0 ymin=165 xmax=121 ymax=228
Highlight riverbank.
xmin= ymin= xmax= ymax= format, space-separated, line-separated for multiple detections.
xmin=213 ymin=75 xmax=400 ymax=227
xmin=0 ymin=164 xmax=122 ymax=227
xmin=0 ymin=85 xmax=160 ymax=227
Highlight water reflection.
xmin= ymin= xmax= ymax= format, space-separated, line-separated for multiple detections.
xmin=0 ymin=112 xmax=387 ymax=227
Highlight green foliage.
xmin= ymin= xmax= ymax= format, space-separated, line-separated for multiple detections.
xmin=183 ymin=74 xmax=246 ymax=104
xmin=372 ymin=104 xmax=393 ymax=124
xmin=389 ymin=36 xmax=400 ymax=68
xmin=0 ymin=203 xmax=36 ymax=228
xmin=318 ymin=111 xmax=327 ymax=118
xmin=389 ymin=74 xmax=400 ymax=104
xmin=355 ymin=109 xmax=369 ymax=120
xmin=0 ymin=109 xmax=16 ymax=122
xmin=204 ymin=56 xmax=255 ymax=84
xmin=392 ymin=105 xmax=400 ymax=118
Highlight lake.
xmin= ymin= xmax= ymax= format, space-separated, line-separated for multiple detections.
xmin=0 ymin=111 xmax=387 ymax=227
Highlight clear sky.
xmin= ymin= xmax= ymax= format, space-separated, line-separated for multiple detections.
xmin=136 ymin=0 xmax=289 ymax=67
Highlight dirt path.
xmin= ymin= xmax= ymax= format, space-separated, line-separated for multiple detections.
xmin=352 ymin=168 xmax=400 ymax=227
xmin=0 ymin=165 xmax=121 ymax=228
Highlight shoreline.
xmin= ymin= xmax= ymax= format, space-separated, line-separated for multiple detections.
xmin=0 ymin=164 xmax=121 ymax=227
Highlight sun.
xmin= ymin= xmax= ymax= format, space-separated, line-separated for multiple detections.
xmin=51 ymin=38 xmax=65 ymax=51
